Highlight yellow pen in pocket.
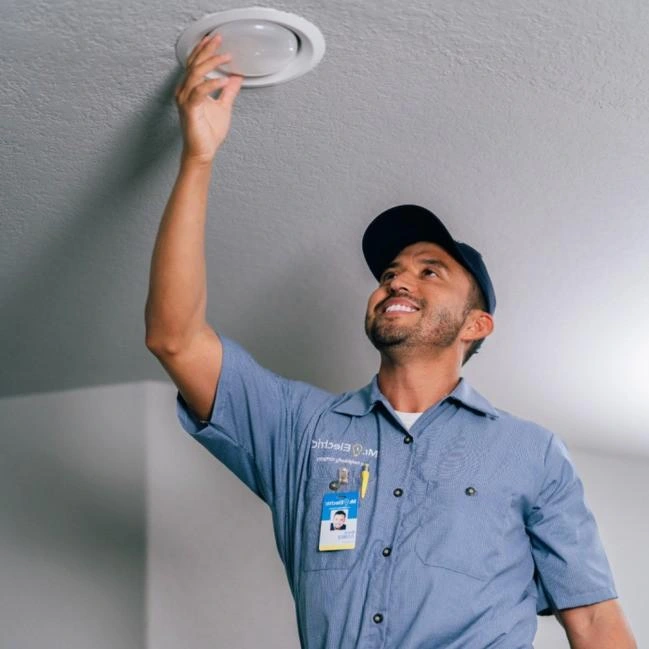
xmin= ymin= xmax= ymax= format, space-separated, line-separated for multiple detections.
xmin=360 ymin=463 xmax=370 ymax=499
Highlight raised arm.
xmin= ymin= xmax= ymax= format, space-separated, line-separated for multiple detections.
xmin=145 ymin=33 xmax=243 ymax=422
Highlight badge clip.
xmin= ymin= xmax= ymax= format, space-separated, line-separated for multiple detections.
xmin=329 ymin=466 xmax=349 ymax=491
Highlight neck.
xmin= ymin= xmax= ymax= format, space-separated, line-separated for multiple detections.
xmin=377 ymin=346 xmax=461 ymax=412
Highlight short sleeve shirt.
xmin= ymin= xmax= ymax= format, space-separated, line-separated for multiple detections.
xmin=176 ymin=336 xmax=618 ymax=649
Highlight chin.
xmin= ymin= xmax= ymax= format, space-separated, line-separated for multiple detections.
xmin=367 ymin=330 xmax=410 ymax=350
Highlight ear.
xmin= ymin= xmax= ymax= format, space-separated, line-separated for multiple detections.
xmin=461 ymin=311 xmax=494 ymax=343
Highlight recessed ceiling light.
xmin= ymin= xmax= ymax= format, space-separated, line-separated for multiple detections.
xmin=175 ymin=7 xmax=326 ymax=88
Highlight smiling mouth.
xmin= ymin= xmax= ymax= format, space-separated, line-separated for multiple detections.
xmin=383 ymin=304 xmax=419 ymax=314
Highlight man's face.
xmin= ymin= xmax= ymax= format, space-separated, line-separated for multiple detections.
xmin=364 ymin=242 xmax=475 ymax=353
xmin=333 ymin=514 xmax=346 ymax=529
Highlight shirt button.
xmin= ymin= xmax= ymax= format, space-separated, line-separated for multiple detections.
xmin=382 ymin=547 xmax=392 ymax=557
xmin=403 ymin=434 xmax=413 ymax=444
xmin=393 ymin=488 xmax=403 ymax=497
xmin=465 ymin=486 xmax=477 ymax=496
xmin=373 ymin=613 xmax=384 ymax=624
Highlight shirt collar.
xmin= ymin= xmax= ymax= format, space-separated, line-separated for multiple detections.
xmin=331 ymin=375 xmax=499 ymax=419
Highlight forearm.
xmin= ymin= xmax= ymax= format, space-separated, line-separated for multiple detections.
xmin=564 ymin=611 xmax=637 ymax=649
xmin=145 ymin=155 xmax=214 ymax=350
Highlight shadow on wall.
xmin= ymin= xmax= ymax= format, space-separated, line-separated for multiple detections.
xmin=1 ymin=63 xmax=369 ymax=400
xmin=0 ymin=70 xmax=183 ymax=396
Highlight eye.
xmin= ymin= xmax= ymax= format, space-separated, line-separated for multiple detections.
xmin=422 ymin=268 xmax=437 ymax=278
xmin=380 ymin=271 xmax=396 ymax=282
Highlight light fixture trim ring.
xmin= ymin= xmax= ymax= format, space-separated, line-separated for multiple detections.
xmin=175 ymin=7 xmax=326 ymax=87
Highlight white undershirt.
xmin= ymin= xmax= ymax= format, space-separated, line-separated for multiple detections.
xmin=394 ymin=410 xmax=424 ymax=431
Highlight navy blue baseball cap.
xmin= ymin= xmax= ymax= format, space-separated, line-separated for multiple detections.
xmin=362 ymin=204 xmax=496 ymax=314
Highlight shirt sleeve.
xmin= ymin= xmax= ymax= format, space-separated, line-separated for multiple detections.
xmin=175 ymin=335 xmax=331 ymax=507
xmin=526 ymin=434 xmax=618 ymax=615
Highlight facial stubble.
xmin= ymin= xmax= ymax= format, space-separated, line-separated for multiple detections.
xmin=365 ymin=301 xmax=469 ymax=352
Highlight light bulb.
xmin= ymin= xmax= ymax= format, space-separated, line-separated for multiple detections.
xmin=211 ymin=19 xmax=299 ymax=77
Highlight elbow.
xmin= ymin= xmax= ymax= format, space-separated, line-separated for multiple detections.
xmin=144 ymin=304 xmax=202 ymax=356
xmin=145 ymin=323 xmax=184 ymax=354
xmin=144 ymin=309 xmax=181 ymax=355
xmin=145 ymin=334 xmax=183 ymax=356
xmin=145 ymin=335 xmax=165 ymax=355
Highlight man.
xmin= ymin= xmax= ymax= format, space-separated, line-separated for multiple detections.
xmin=145 ymin=32 xmax=637 ymax=649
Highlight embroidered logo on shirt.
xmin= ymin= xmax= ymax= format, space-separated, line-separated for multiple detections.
xmin=311 ymin=438 xmax=379 ymax=459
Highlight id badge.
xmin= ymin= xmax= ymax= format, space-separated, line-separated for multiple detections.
xmin=318 ymin=491 xmax=359 ymax=551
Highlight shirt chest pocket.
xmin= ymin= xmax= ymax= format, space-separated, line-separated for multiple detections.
xmin=415 ymin=479 xmax=512 ymax=582
xmin=300 ymin=464 xmax=364 ymax=572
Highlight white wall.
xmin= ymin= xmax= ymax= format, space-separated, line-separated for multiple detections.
xmin=0 ymin=383 xmax=147 ymax=649
xmin=146 ymin=380 xmax=646 ymax=649
xmin=145 ymin=381 xmax=299 ymax=649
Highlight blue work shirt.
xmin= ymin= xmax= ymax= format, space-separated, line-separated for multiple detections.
xmin=176 ymin=336 xmax=618 ymax=649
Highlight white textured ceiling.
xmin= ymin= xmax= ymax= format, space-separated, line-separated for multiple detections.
xmin=2 ymin=1 xmax=648 ymax=456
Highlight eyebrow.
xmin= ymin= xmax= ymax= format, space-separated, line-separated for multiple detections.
xmin=382 ymin=258 xmax=450 ymax=274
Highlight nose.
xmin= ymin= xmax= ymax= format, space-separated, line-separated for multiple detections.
xmin=387 ymin=270 xmax=415 ymax=293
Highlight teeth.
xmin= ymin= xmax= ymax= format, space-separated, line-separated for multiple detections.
xmin=385 ymin=304 xmax=417 ymax=313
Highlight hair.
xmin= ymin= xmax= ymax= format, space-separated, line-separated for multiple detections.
xmin=461 ymin=275 xmax=488 ymax=366
xmin=333 ymin=510 xmax=346 ymax=518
